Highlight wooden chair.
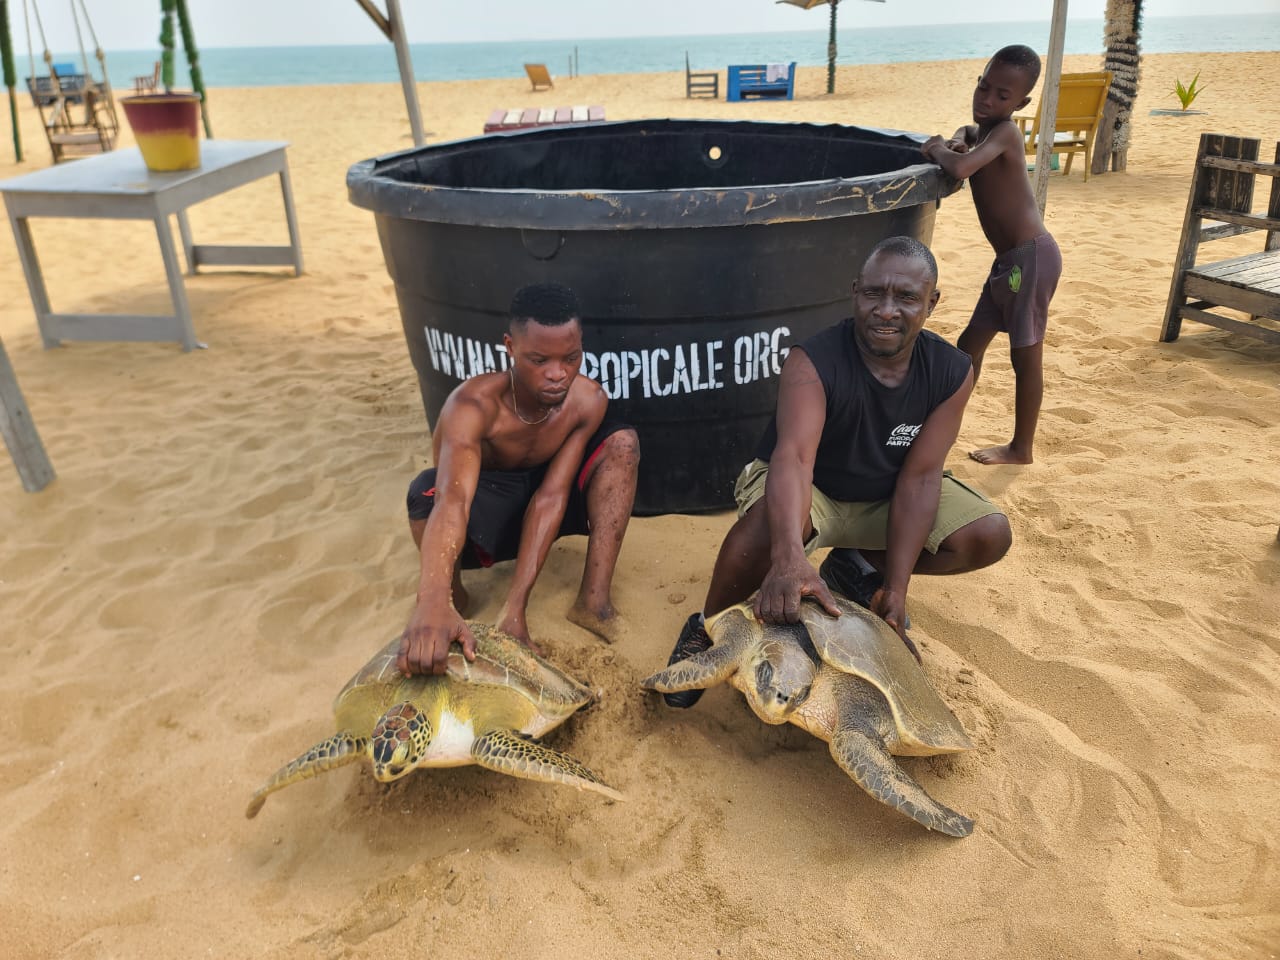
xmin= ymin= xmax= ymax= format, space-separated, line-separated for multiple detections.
xmin=1160 ymin=133 xmax=1280 ymax=345
xmin=685 ymin=52 xmax=718 ymax=99
xmin=133 ymin=61 xmax=160 ymax=95
xmin=524 ymin=63 xmax=554 ymax=92
xmin=43 ymin=87 xmax=117 ymax=163
xmin=1015 ymin=71 xmax=1112 ymax=181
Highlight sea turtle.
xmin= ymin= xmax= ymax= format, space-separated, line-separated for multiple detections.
xmin=246 ymin=623 xmax=622 ymax=819
xmin=642 ymin=596 xmax=975 ymax=837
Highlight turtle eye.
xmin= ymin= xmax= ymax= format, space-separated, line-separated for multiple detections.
xmin=754 ymin=660 xmax=774 ymax=692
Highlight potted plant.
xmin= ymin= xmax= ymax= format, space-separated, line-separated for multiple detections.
xmin=120 ymin=0 xmax=209 ymax=171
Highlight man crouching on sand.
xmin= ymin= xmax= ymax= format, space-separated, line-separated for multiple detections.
xmin=399 ymin=282 xmax=639 ymax=676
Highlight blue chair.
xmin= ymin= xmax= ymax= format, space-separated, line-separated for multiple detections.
xmin=726 ymin=63 xmax=796 ymax=102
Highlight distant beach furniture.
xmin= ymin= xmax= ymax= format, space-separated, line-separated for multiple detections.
xmin=483 ymin=105 xmax=605 ymax=134
xmin=726 ymin=63 xmax=796 ymax=102
xmin=524 ymin=63 xmax=554 ymax=91
xmin=1159 ymin=132 xmax=1280 ymax=346
xmin=1015 ymin=71 xmax=1112 ymax=181
xmin=133 ymin=62 xmax=161 ymax=95
xmin=685 ymin=52 xmax=719 ymax=99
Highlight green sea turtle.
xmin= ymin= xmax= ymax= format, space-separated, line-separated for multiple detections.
xmin=246 ymin=623 xmax=622 ymax=818
xmin=642 ymin=596 xmax=975 ymax=837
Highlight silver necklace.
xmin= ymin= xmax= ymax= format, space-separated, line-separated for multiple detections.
xmin=509 ymin=367 xmax=551 ymax=425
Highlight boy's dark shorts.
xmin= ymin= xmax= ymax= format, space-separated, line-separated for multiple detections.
xmin=969 ymin=232 xmax=1062 ymax=348
xmin=406 ymin=422 xmax=630 ymax=570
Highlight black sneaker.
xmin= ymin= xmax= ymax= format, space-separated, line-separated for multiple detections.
xmin=662 ymin=613 xmax=713 ymax=709
xmin=819 ymin=549 xmax=911 ymax=630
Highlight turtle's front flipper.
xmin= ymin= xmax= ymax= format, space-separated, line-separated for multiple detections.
xmin=640 ymin=640 xmax=740 ymax=693
xmin=829 ymin=729 xmax=973 ymax=838
xmin=472 ymin=729 xmax=624 ymax=802
xmin=245 ymin=733 xmax=369 ymax=819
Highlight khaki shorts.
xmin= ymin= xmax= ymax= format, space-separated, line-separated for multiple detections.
xmin=733 ymin=459 xmax=1003 ymax=554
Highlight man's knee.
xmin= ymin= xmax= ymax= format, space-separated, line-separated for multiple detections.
xmin=945 ymin=512 xmax=1012 ymax=570
xmin=601 ymin=427 xmax=640 ymax=470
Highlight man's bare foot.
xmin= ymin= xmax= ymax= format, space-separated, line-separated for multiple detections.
xmin=567 ymin=600 xmax=624 ymax=644
xmin=970 ymin=443 xmax=1033 ymax=465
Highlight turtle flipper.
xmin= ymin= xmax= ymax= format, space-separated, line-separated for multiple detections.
xmin=640 ymin=640 xmax=740 ymax=693
xmin=829 ymin=729 xmax=973 ymax=838
xmin=245 ymin=733 xmax=369 ymax=819
xmin=471 ymin=729 xmax=624 ymax=802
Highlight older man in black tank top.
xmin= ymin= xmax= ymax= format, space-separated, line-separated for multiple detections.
xmin=662 ymin=237 xmax=1013 ymax=708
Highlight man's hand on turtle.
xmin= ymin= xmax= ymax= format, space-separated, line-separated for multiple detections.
xmin=399 ymin=599 xmax=477 ymax=676
xmin=870 ymin=586 xmax=921 ymax=664
xmin=755 ymin=556 xmax=841 ymax=624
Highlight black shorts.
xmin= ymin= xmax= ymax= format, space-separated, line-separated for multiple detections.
xmin=406 ymin=422 xmax=630 ymax=569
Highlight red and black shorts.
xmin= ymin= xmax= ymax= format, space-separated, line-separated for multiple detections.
xmin=406 ymin=422 xmax=630 ymax=570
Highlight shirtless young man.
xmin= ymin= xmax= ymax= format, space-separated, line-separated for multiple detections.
xmin=921 ymin=44 xmax=1063 ymax=465
xmin=399 ymin=283 xmax=639 ymax=676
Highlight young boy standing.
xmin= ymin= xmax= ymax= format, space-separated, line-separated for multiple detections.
xmin=921 ymin=44 xmax=1062 ymax=465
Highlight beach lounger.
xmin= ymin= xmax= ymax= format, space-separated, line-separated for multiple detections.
xmin=524 ymin=63 xmax=554 ymax=91
xmin=1159 ymin=132 xmax=1280 ymax=345
xmin=483 ymin=105 xmax=605 ymax=134
xmin=1015 ymin=71 xmax=1112 ymax=181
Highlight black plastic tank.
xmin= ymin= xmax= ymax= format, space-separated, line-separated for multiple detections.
xmin=347 ymin=119 xmax=959 ymax=515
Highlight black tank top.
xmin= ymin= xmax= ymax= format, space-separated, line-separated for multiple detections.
xmin=754 ymin=320 xmax=971 ymax=503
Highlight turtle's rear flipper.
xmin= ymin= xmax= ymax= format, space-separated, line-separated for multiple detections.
xmin=245 ymin=733 xmax=369 ymax=819
xmin=830 ymin=729 xmax=973 ymax=838
xmin=472 ymin=729 xmax=624 ymax=802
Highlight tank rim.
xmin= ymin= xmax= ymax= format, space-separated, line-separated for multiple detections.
xmin=346 ymin=118 xmax=960 ymax=231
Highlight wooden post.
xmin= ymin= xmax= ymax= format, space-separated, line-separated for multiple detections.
xmin=0 ymin=336 xmax=54 ymax=492
xmin=386 ymin=0 xmax=424 ymax=148
xmin=1033 ymin=0 xmax=1069 ymax=217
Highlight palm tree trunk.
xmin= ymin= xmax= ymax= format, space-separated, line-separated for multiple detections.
xmin=1094 ymin=0 xmax=1143 ymax=174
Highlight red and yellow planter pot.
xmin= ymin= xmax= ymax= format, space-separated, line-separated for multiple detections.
xmin=120 ymin=93 xmax=202 ymax=172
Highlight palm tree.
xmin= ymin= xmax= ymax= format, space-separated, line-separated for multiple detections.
xmin=1094 ymin=0 xmax=1143 ymax=174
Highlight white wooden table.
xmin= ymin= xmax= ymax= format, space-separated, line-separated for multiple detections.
xmin=0 ymin=140 xmax=304 ymax=351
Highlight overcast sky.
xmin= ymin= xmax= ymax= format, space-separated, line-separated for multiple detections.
xmin=18 ymin=0 xmax=1273 ymax=50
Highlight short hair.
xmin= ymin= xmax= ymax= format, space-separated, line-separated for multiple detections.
xmin=990 ymin=44 xmax=1041 ymax=89
xmin=509 ymin=282 xmax=580 ymax=329
xmin=864 ymin=236 xmax=938 ymax=284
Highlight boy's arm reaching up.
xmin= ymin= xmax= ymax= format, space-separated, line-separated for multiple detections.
xmin=921 ymin=120 xmax=1023 ymax=180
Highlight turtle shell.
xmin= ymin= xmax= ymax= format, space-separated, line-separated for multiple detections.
xmin=336 ymin=622 xmax=594 ymax=720
xmin=798 ymin=596 xmax=973 ymax=753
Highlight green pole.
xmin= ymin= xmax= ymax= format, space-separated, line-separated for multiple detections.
xmin=159 ymin=0 xmax=176 ymax=92
xmin=826 ymin=0 xmax=839 ymax=95
xmin=173 ymin=0 xmax=211 ymax=137
xmin=0 ymin=0 xmax=21 ymax=161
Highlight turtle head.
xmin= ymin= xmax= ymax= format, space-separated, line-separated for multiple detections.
xmin=743 ymin=623 xmax=819 ymax=724
xmin=369 ymin=701 xmax=433 ymax=781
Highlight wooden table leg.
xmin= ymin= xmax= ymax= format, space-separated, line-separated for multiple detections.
xmin=6 ymin=212 xmax=60 ymax=348
xmin=153 ymin=213 xmax=202 ymax=351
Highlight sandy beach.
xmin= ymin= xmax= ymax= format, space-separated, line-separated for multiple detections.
xmin=2 ymin=50 xmax=1279 ymax=959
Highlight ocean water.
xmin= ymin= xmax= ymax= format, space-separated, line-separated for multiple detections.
xmin=33 ymin=15 xmax=1279 ymax=89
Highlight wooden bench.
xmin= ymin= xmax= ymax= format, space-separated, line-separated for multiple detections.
xmin=726 ymin=63 xmax=796 ymax=102
xmin=26 ymin=71 xmax=89 ymax=108
xmin=1160 ymin=133 xmax=1280 ymax=345
xmin=483 ymin=105 xmax=605 ymax=134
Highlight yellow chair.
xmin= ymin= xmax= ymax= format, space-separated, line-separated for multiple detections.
xmin=524 ymin=63 xmax=554 ymax=92
xmin=1015 ymin=71 xmax=1112 ymax=181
